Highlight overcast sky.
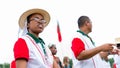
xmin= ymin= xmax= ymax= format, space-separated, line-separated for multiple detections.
xmin=0 ymin=0 xmax=120 ymax=63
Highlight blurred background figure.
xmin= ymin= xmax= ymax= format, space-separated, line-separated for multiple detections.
xmin=48 ymin=43 xmax=63 ymax=68
xmin=63 ymin=56 xmax=73 ymax=68
xmin=100 ymin=52 xmax=111 ymax=68
xmin=56 ymin=57 xmax=63 ymax=68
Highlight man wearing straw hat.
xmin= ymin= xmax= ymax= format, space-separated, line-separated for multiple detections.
xmin=113 ymin=37 xmax=120 ymax=68
xmin=12 ymin=8 xmax=58 ymax=68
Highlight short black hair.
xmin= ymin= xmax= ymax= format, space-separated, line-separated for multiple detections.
xmin=78 ymin=16 xmax=90 ymax=28
xmin=27 ymin=13 xmax=35 ymax=23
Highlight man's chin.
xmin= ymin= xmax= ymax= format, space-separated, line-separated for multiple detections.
xmin=39 ymin=29 xmax=44 ymax=33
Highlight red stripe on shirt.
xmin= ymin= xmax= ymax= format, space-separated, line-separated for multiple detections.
xmin=71 ymin=38 xmax=85 ymax=58
xmin=14 ymin=38 xmax=29 ymax=60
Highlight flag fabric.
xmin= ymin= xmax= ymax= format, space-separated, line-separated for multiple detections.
xmin=57 ymin=21 xmax=62 ymax=42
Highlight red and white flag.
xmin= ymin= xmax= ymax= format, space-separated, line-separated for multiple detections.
xmin=57 ymin=21 xmax=62 ymax=42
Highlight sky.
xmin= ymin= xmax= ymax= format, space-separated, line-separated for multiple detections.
xmin=0 ymin=0 xmax=120 ymax=63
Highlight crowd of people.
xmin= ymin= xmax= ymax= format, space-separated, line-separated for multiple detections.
xmin=10 ymin=8 xmax=120 ymax=68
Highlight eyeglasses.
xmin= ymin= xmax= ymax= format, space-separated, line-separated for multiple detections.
xmin=30 ymin=17 xmax=46 ymax=24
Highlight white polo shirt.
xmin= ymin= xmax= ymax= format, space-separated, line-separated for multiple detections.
xmin=13 ymin=34 xmax=53 ymax=68
xmin=71 ymin=30 xmax=104 ymax=68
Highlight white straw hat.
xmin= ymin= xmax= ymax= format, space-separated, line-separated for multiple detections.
xmin=115 ymin=37 xmax=120 ymax=43
xmin=19 ymin=8 xmax=50 ymax=29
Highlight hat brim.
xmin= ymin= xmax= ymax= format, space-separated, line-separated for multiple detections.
xmin=115 ymin=37 xmax=120 ymax=43
xmin=19 ymin=8 xmax=50 ymax=29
